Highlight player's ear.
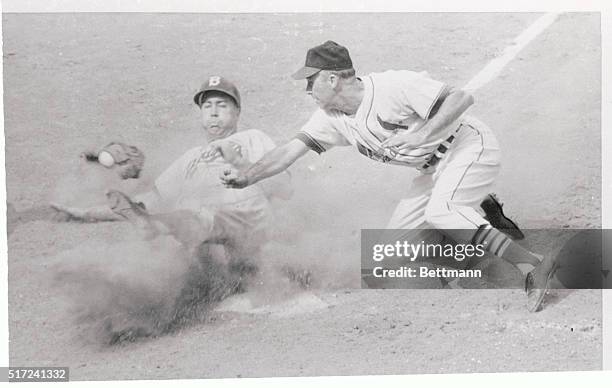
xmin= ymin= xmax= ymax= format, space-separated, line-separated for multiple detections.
xmin=328 ymin=73 xmax=341 ymax=90
xmin=229 ymin=98 xmax=241 ymax=115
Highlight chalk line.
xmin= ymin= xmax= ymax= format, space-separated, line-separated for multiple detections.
xmin=464 ymin=12 xmax=560 ymax=92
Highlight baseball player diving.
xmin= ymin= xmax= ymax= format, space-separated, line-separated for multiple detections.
xmin=221 ymin=41 xmax=558 ymax=312
xmin=52 ymin=76 xmax=292 ymax=261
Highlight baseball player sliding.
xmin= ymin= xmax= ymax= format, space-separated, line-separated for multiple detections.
xmin=52 ymin=76 xmax=292 ymax=261
xmin=221 ymin=41 xmax=557 ymax=312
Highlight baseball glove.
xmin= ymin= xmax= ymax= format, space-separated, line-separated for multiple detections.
xmin=81 ymin=142 xmax=145 ymax=179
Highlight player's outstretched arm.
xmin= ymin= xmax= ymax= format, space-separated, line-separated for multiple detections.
xmin=50 ymin=203 xmax=124 ymax=222
xmin=221 ymin=139 xmax=309 ymax=189
xmin=50 ymin=189 xmax=160 ymax=223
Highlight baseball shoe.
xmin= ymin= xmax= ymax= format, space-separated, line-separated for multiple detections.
xmin=480 ymin=193 xmax=525 ymax=240
xmin=524 ymin=254 xmax=559 ymax=312
xmin=105 ymin=190 xmax=153 ymax=230
xmin=108 ymin=326 xmax=152 ymax=345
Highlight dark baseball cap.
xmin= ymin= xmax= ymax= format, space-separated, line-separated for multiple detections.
xmin=292 ymin=40 xmax=353 ymax=80
xmin=193 ymin=76 xmax=241 ymax=108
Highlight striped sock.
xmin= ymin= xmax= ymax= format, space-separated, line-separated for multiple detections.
xmin=472 ymin=225 xmax=541 ymax=273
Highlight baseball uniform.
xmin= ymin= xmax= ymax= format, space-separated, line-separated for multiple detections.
xmin=137 ymin=129 xmax=278 ymax=246
xmin=295 ymin=70 xmax=500 ymax=248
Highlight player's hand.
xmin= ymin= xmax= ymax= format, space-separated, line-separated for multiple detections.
xmin=380 ymin=131 xmax=427 ymax=153
xmin=200 ymin=142 xmax=223 ymax=162
xmin=220 ymin=168 xmax=250 ymax=189
xmin=50 ymin=203 xmax=87 ymax=222
xmin=219 ymin=141 xmax=250 ymax=169
xmin=205 ymin=140 xmax=250 ymax=168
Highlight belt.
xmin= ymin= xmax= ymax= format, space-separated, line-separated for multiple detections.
xmin=356 ymin=142 xmax=393 ymax=163
xmin=417 ymin=124 xmax=466 ymax=174
xmin=355 ymin=123 xmax=467 ymax=168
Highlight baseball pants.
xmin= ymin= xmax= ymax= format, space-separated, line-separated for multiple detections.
xmin=383 ymin=118 xmax=501 ymax=252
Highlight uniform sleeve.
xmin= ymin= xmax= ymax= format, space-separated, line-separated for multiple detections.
xmin=398 ymin=71 xmax=447 ymax=120
xmin=295 ymin=109 xmax=351 ymax=154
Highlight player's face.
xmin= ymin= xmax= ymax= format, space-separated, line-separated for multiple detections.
xmin=200 ymin=93 xmax=240 ymax=140
xmin=306 ymin=71 xmax=336 ymax=109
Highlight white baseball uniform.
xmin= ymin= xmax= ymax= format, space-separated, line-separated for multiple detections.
xmin=137 ymin=129 xmax=278 ymax=245
xmin=295 ymin=70 xmax=500 ymax=244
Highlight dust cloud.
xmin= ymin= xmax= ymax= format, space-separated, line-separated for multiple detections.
xmin=44 ymin=141 xmax=366 ymax=345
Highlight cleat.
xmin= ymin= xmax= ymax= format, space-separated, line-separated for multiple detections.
xmin=481 ymin=193 xmax=525 ymax=240
xmin=524 ymin=255 xmax=558 ymax=312
xmin=108 ymin=326 xmax=152 ymax=345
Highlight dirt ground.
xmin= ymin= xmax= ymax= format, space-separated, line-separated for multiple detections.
xmin=4 ymin=13 xmax=603 ymax=379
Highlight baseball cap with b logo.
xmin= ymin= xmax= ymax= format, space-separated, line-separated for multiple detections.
xmin=193 ymin=76 xmax=241 ymax=108
xmin=292 ymin=40 xmax=354 ymax=80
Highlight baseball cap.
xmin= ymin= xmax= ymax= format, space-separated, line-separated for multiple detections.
xmin=193 ymin=76 xmax=241 ymax=108
xmin=292 ymin=40 xmax=353 ymax=80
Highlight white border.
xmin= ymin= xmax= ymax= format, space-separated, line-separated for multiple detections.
xmin=601 ymin=1 xmax=611 ymax=372
xmin=1 ymin=0 xmax=610 ymax=386
xmin=0 ymin=0 xmax=7 ymax=372
xmin=0 ymin=0 xmax=607 ymax=13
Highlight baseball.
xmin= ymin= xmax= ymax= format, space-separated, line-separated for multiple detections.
xmin=98 ymin=150 xmax=115 ymax=167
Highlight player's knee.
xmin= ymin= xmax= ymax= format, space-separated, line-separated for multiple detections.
xmin=424 ymin=203 xmax=454 ymax=230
